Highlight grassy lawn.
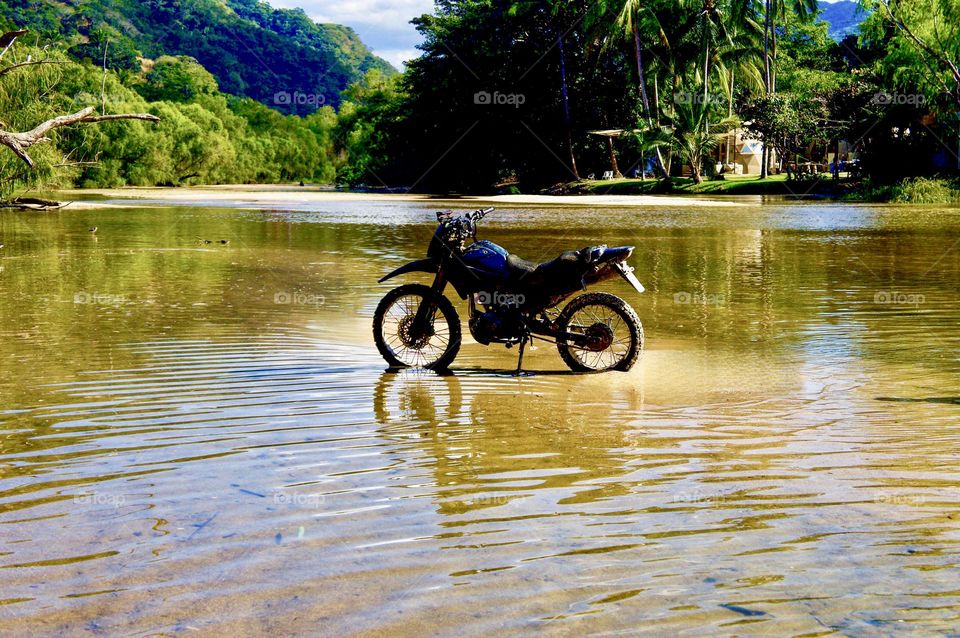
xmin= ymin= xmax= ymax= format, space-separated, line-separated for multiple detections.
xmin=567 ymin=173 xmax=842 ymax=196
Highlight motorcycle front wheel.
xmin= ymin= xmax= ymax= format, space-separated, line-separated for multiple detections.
xmin=556 ymin=292 xmax=643 ymax=372
xmin=373 ymin=284 xmax=461 ymax=370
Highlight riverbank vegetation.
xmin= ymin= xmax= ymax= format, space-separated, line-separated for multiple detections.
xmin=1 ymin=0 xmax=958 ymax=203
xmin=0 ymin=0 xmax=392 ymax=201
xmin=0 ymin=36 xmax=347 ymax=200
xmin=342 ymin=0 xmax=960 ymax=202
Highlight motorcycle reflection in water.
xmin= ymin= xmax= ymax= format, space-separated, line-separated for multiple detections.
xmin=372 ymin=369 xmax=644 ymax=517
xmin=373 ymin=368 xmax=464 ymax=427
xmin=373 ymin=208 xmax=646 ymax=373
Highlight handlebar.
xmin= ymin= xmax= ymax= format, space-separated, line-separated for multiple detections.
xmin=434 ymin=207 xmax=494 ymax=247
xmin=437 ymin=207 xmax=495 ymax=223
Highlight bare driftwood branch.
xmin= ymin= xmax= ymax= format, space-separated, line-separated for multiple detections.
xmin=0 ymin=196 xmax=66 ymax=210
xmin=0 ymin=106 xmax=161 ymax=167
xmin=0 ymin=59 xmax=67 ymax=78
xmin=0 ymin=29 xmax=161 ymax=210
xmin=53 ymin=160 xmax=100 ymax=168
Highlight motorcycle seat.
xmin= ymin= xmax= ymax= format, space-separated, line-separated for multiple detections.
xmin=505 ymin=245 xmax=634 ymax=288
xmin=505 ymin=251 xmax=578 ymax=279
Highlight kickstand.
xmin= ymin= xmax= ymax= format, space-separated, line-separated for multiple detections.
xmin=514 ymin=336 xmax=528 ymax=376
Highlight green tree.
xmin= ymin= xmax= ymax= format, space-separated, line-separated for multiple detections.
xmin=759 ymin=0 xmax=817 ymax=176
xmin=0 ymin=33 xmax=159 ymax=201
xmin=138 ymin=56 xmax=220 ymax=103
xmin=333 ymin=70 xmax=402 ymax=185
xmin=663 ymin=98 xmax=734 ymax=183
xmin=742 ymin=93 xmax=825 ymax=172
xmin=861 ymin=0 xmax=960 ymax=110
xmin=589 ymin=0 xmax=673 ymax=176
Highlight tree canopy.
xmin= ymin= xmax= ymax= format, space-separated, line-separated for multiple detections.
xmin=0 ymin=0 xmax=957 ymax=198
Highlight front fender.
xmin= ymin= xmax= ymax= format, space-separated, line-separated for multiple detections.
xmin=378 ymin=258 xmax=439 ymax=283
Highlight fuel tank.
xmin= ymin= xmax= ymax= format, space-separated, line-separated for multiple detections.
xmin=460 ymin=240 xmax=511 ymax=280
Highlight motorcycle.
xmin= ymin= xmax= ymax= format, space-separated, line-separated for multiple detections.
xmin=372 ymin=207 xmax=646 ymax=373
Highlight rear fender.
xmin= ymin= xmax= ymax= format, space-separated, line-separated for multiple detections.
xmin=582 ymin=261 xmax=645 ymax=294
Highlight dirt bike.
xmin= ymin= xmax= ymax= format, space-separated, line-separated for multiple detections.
xmin=373 ymin=207 xmax=645 ymax=373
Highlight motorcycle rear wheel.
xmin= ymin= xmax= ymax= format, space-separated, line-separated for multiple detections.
xmin=373 ymin=284 xmax=461 ymax=370
xmin=556 ymin=292 xmax=643 ymax=372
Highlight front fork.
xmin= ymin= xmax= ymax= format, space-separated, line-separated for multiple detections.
xmin=411 ymin=269 xmax=447 ymax=338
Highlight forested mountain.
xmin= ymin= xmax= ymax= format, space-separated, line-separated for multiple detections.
xmin=0 ymin=0 xmax=394 ymax=112
xmin=817 ymin=1 xmax=870 ymax=41
xmin=0 ymin=0 xmax=398 ymax=192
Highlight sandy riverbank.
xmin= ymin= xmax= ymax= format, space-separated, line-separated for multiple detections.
xmin=55 ymin=184 xmax=749 ymax=208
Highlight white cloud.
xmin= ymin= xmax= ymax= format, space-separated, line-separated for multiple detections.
xmin=275 ymin=0 xmax=434 ymax=27
xmin=377 ymin=48 xmax=422 ymax=69
xmin=269 ymin=0 xmax=432 ymax=68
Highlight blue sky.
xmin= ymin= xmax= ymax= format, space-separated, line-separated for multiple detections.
xmin=269 ymin=0 xmax=434 ymax=70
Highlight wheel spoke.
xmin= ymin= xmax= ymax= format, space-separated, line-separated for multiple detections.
xmin=378 ymin=292 xmax=455 ymax=367
xmin=563 ymin=301 xmax=636 ymax=371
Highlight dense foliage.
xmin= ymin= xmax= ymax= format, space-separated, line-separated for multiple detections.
xmin=0 ymin=0 xmax=394 ymax=111
xmin=0 ymin=42 xmax=341 ymax=198
xmin=340 ymin=0 xmax=960 ymax=194
xmin=1 ymin=0 xmax=958 ymax=200
xmin=0 ymin=0 xmax=396 ymax=196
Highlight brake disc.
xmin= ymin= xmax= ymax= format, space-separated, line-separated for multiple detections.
xmin=398 ymin=315 xmax=434 ymax=349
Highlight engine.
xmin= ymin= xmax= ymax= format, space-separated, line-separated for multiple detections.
xmin=468 ymin=309 xmax=524 ymax=345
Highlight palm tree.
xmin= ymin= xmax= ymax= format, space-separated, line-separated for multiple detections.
xmin=664 ymin=98 xmax=726 ymax=184
xmin=677 ymin=0 xmax=765 ymax=177
xmin=592 ymin=0 xmax=763 ymax=180
xmin=768 ymin=0 xmax=818 ymax=93
xmin=588 ymin=0 xmax=671 ymax=177
xmin=712 ymin=2 xmax=765 ymax=165
xmin=631 ymin=122 xmax=673 ymax=179
xmin=681 ymin=0 xmax=732 ymax=114
xmin=556 ymin=33 xmax=579 ymax=179
xmin=760 ymin=0 xmax=817 ymax=176
xmin=621 ymin=0 xmax=756 ymax=178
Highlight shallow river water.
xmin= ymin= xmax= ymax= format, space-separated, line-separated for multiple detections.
xmin=1 ymin=196 xmax=959 ymax=636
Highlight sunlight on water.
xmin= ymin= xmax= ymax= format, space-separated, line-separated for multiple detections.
xmin=1 ymin=200 xmax=959 ymax=635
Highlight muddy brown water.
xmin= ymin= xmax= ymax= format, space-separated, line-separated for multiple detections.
xmin=1 ymin=198 xmax=959 ymax=636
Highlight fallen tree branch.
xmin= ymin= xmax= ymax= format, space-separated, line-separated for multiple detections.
xmin=0 ymin=106 xmax=161 ymax=167
xmin=0 ymin=59 xmax=67 ymax=78
xmin=0 ymin=196 xmax=66 ymax=210
xmin=53 ymin=160 xmax=99 ymax=168
xmin=82 ymin=112 xmax=163 ymax=124
xmin=0 ymin=29 xmax=162 ymax=209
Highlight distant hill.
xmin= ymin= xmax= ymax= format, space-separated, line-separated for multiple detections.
xmin=817 ymin=0 xmax=871 ymax=41
xmin=0 ymin=0 xmax=395 ymax=112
